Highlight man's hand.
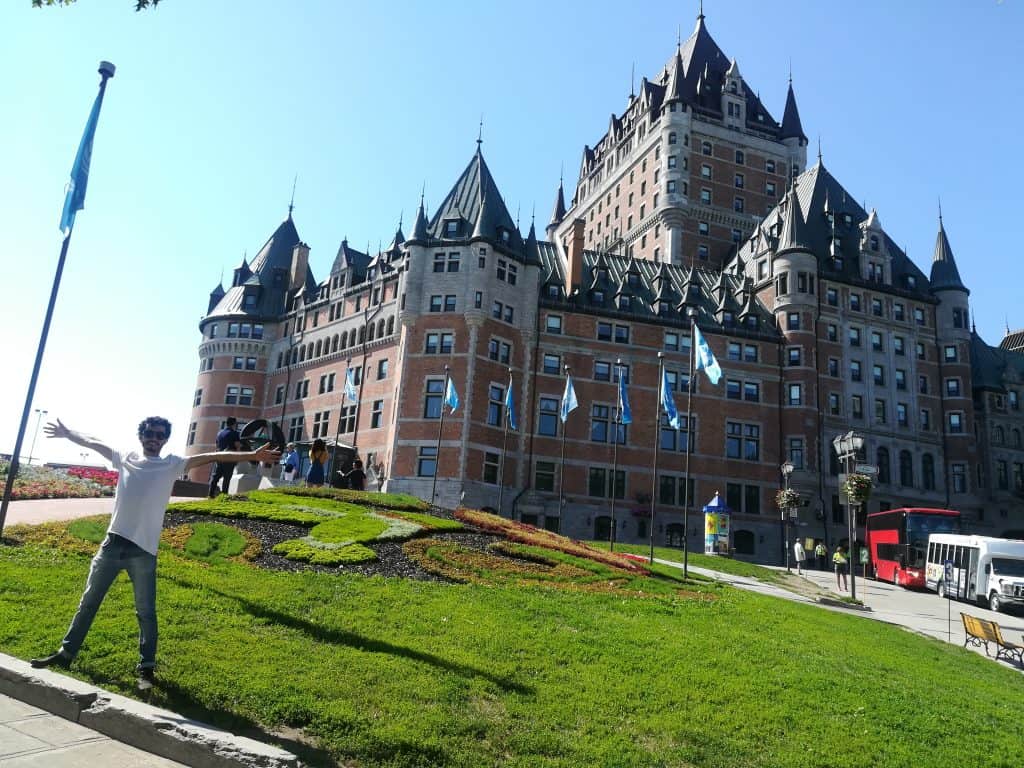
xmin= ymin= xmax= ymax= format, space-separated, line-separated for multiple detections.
xmin=43 ymin=419 xmax=71 ymax=440
xmin=250 ymin=443 xmax=281 ymax=464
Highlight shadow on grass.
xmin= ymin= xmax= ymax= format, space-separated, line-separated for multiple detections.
xmin=165 ymin=574 xmax=533 ymax=696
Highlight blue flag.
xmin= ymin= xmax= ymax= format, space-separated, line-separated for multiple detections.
xmin=444 ymin=377 xmax=460 ymax=414
xmin=617 ymin=371 xmax=632 ymax=425
xmin=661 ymin=369 xmax=681 ymax=429
xmin=560 ymin=374 xmax=578 ymax=423
xmin=693 ymin=324 xmax=722 ymax=385
xmin=60 ymin=73 xmax=112 ymax=236
xmin=344 ymin=368 xmax=358 ymax=402
xmin=504 ymin=376 xmax=517 ymax=431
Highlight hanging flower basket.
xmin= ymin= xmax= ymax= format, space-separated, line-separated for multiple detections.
xmin=775 ymin=488 xmax=800 ymax=510
xmin=842 ymin=473 xmax=873 ymax=504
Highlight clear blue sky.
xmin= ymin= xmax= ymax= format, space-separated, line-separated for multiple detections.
xmin=1 ymin=0 xmax=1020 ymax=466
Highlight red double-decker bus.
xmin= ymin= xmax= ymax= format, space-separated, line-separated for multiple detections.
xmin=865 ymin=508 xmax=961 ymax=588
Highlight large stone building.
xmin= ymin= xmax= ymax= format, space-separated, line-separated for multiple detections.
xmin=187 ymin=12 xmax=1024 ymax=561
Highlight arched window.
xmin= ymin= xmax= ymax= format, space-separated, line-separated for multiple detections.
xmin=331 ymin=334 xmax=339 ymax=353
xmin=922 ymin=454 xmax=935 ymax=490
xmin=341 ymin=331 xmax=348 ymax=349
xmin=276 ymin=352 xmax=283 ymax=369
xmin=378 ymin=319 xmax=386 ymax=338
xmin=899 ymin=450 xmax=914 ymax=487
xmin=298 ymin=346 xmax=305 ymax=363
xmin=367 ymin=324 xmax=375 ymax=342
xmin=315 ymin=340 xmax=323 ymax=357
xmin=358 ymin=326 xmax=366 ymax=344
xmin=1014 ymin=429 xmax=1022 ymax=448
xmin=386 ymin=316 xmax=395 ymax=336
xmin=994 ymin=426 xmax=1005 ymax=444
xmin=877 ymin=447 xmax=890 ymax=484
xmin=290 ymin=347 xmax=298 ymax=365
xmin=668 ymin=131 xmax=677 ymax=145
xmin=306 ymin=343 xmax=314 ymax=360
xmin=733 ymin=530 xmax=755 ymax=555
xmin=870 ymin=234 xmax=879 ymax=251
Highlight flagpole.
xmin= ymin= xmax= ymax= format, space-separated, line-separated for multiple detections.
xmin=609 ymin=359 xmax=623 ymax=551
xmin=649 ymin=353 xmax=664 ymax=564
xmin=498 ymin=368 xmax=512 ymax=517
xmin=327 ymin=357 xmax=351 ymax=485
xmin=558 ymin=365 xmax=570 ymax=519
xmin=0 ymin=62 xmax=115 ymax=539
xmin=430 ymin=365 xmax=449 ymax=508
xmin=682 ymin=309 xmax=698 ymax=579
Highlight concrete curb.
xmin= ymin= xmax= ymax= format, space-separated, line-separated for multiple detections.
xmin=0 ymin=653 xmax=302 ymax=768
xmin=817 ymin=596 xmax=872 ymax=612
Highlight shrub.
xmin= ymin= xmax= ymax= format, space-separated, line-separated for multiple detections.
xmin=271 ymin=539 xmax=376 ymax=566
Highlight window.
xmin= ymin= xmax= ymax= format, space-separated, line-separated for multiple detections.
xmin=700 ymin=188 xmax=712 ymax=205
xmin=698 ymin=221 xmax=710 ymax=236
xmin=848 ymin=327 xmax=861 ymax=347
xmin=232 ymin=356 xmax=244 ymax=370
xmin=1010 ymin=390 xmax=1019 ymax=411
xmin=745 ymin=343 xmax=759 ymax=361
xmin=828 ymin=393 xmax=841 ymax=415
xmin=895 ymin=369 xmax=906 ymax=390
xmin=872 ymin=298 xmax=883 ymax=317
xmin=914 ymin=307 xmax=926 ymax=326
xmin=615 ymin=325 xmax=629 ymax=344
xmin=733 ymin=197 xmax=744 ymax=213
xmin=744 ymin=382 xmax=760 ymax=402
xmin=787 ymin=348 xmax=801 ymax=366
xmin=948 ymin=412 xmax=964 ymax=434
xmin=370 ymin=399 xmax=383 ymax=429
xmin=668 ymin=131 xmax=677 ymax=145
xmin=539 ymin=397 xmax=559 ymax=436
xmin=535 ymin=461 xmax=556 ymax=492
xmin=337 ymin=404 xmax=356 ymax=433
xmin=594 ymin=361 xmax=612 ymax=382
xmin=727 ymin=380 xmax=742 ymax=400
xmin=597 ymin=322 xmax=612 ymax=341
xmin=417 ymin=446 xmax=437 ymax=477
xmin=546 ymin=315 xmax=562 ymax=334
xmin=920 ymin=408 xmax=931 ymax=430
xmin=734 ymin=173 xmax=744 ymax=189
xmin=945 ymin=379 xmax=961 ymax=397
xmin=590 ymin=404 xmax=611 ymax=443
xmin=727 ymin=342 xmax=742 ymax=361
xmin=788 ymin=384 xmax=802 ymax=406
xmin=660 ymin=414 xmax=693 ymax=453
xmin=826 ymin=288 xmax=838 ymax=306
xmin=828 ymin=358 xmax=839 ymax=377
xmin=726 ymin=422 xmax=760 ymax=461
xmin=659 ymin=475 xmax=695 ymax=507
xmin=916 ymin=342 xmax=926 ymax=361
xmin=871 ymin=332 xmax=883 ymax=352
xmin=788 ymin=437 xmax=805 ymax=470
xmin=766 ymin=159 xmax=776 ymax=173
xmin=287 ymin=416 xmax=304 ymax=443
xmin=997 ymin=460 xmax=1009 ymax=490
xmin=543 ymin=354 xmax=560 ymax=375
xmin=787 ymin=312 xmax=800 ymax=330
xmin=827 ymin=324 xmax=838 ymax=342
xmin=701 ymin=141 xmax=712 ymax=155
xmin=487 ymin=385 xmax=505 ymax=427
xmin=312 ymin=410 xmax=330 ymax=439
xmin=897 ymin=403 xmax=908 ymax=427
xmin=874 ymin=399 xmax=887 ymax=423
xmin=922 ymin=454 xmax=935 ymax=490
xmin=944 ymin=345 xmax=957 ymax=363
xmin=429 ymin=295 xmax=442 ymax=312
xmin=850 ymin=360 xmax=862 ymax=382
xmin=951 ymin=463 xmax=966 ymax=494
xmin=852 ymin=395 xmax=863 ymax=419
xmin=700 ymin=163 xmax=712 ymax=180
xmin=698 ymin=244 xmax=709 ymax=259
xmin=274 ymin=385 xmax=284 ymax=405
xmin=873 ymin=365 xmax=885 ymax=386
xmin=424 ymin=379 xmax=445 ymax=418
xmin=588 ymin=467 xmax=625 ymax=499
xmin=425 ymin=332 xmax=453 ymax=355
xmin=850 ymin=293 xmax=861 ymax=312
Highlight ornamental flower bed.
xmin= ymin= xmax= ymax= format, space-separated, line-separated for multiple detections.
xmin=67 ymin=466 xmax=118 ymax=488
xmin=0 ymin=462 xmax=111 ymax=500
xmin=454 ymin=507 xmax=650 ymax=575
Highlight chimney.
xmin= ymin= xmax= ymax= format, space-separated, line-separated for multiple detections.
xmin=290 ymin=242 xmax=310 ymax=291
xmin=565 ymin=218 xmax=585 ymax=296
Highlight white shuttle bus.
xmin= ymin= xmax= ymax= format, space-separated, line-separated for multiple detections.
xmin=925 ymin=534 xmax=1024 ymax=612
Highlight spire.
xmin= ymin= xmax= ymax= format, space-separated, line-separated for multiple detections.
xmin=666 ymin=48 xmax=687 ymax=103
xmin=777 ymin=183 xmax=809 ymax=252
xmin=288 ymin=174 xmax=297 ymax=218
xmin=525 ymin=219 xmax=541 ymax=266
xmin=410 ymin=192 xmax=429 ymax=243
xmin=549 ymin=175 xmax=567 ymax=227
xmin=780 ymin=79 xmax=807 ymax=142
xmin=929 ymin=214 xmax=969 ymax=294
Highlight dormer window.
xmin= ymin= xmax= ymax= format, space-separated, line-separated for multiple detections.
xmin=444 ymin=219 xmax=459 ymax=238
xmin=597 ymin=267 xmax=609 ymax=282
xmin=547 ymin=284 xmax=560 ymax=299
xmin=499 ymin=228 xmax=511 ymax=245
xmin=907 ymin=276 xmax=916 ymax=289
xmin=619 ymin=295 xmax=632 ymax=310
xmin=627 ymin=273 xmax=640 ymax=288
xmin=729 ymin=81 xmax=738 ymax=94
xmin=367 ymin=267 xmax=376 ymax=281
xmin=592 ymin=290 xmax=605 ymax=304
xmin=869 ymin=234 xmax=880 ymax=252
xmin=243 ymin=292 xmax=257 ymax=308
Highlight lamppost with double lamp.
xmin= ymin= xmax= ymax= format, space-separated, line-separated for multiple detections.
xmin=781 ymin=461 xmax=794 ymax=572
xmin=832 ymin=430 xmax=865 ymax=600
xmin=27 ymin=408 xmax=48 ymax=465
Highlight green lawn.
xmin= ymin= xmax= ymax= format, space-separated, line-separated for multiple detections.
xmin=2 ymin=510 xmax=1023 ymax=767
xmin=590 ymin=541 xmax=789 ymax=583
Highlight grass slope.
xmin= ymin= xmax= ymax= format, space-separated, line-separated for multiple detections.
xmin=2 ymin=535 xmax=1023 ymax=768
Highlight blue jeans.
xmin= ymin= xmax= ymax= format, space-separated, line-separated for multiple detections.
xmin=60 ymin=533 xmax=158 ymax=670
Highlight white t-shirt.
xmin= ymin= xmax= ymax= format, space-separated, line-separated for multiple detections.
xmin=108 ymin=449 xmax=188 ymax=555
xmin=793 ymin=541 xmax=806 ymax=562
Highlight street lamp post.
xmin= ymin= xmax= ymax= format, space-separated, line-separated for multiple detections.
xmin=27 ymin=409 xmax=48 ymax=465
xmin=832 ymin=430 xmax=865 ymax=600
xmin=781 ymin=461 xmax=794 ymax=572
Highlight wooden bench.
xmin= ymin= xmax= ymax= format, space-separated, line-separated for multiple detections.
xmin=960 ymin=612 xmax=1024 ymax=666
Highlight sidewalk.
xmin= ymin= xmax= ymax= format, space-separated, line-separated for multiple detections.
xmin=3 ymin=497 xmax=193 ymax=527
xmin=0 ymin=692 xmax=186 ymax=767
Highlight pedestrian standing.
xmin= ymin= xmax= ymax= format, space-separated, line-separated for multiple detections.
xmin=280 ymin=442 xmax=300 ymax=483
xmin=208 ymin=417 xmax=241 ymax=497
xmin=833 ymin=545 xmax=849 ymax=592
xmin=30 ymin=417 xmax=278 ymax=690
xmin=814 ymin=540 xmax=827 ymax=571
xmin=341 ymin=459 xmax=366 ymax=491
xmin=306 ymin=438 xmax=328 ymax=487
xmin=793 ymin=540 xmax=806 ymax=575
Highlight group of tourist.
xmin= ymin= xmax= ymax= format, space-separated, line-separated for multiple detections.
xmin=792 ymin=538 xmax=868 ymax=592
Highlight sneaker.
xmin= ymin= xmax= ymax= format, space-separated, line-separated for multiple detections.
xmin=30 ymin=652 xmax=71 ymax=670
xmin=136 ymin=667 xmax=155 ymax=691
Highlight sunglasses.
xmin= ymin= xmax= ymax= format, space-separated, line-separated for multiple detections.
xmin=142 ymin=430 xmax=168 ymax=440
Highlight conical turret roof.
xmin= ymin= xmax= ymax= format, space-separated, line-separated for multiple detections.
xmin=549 ymin=179 xmax=567 ymax=227
xmin=929 ymin=217 xmax=968 ymax=294
xmin=780 ymin=80 xmax=807 ymax=142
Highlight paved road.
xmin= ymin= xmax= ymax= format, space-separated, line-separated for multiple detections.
xmin=0 ymin=693 xmax=185 ymax=767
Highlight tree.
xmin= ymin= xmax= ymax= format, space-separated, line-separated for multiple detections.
xmin=32 ymin=0 xmax=160 ymax=9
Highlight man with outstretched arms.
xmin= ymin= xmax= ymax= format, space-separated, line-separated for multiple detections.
xmin=29 ymin=416 xmax=279 ymax=690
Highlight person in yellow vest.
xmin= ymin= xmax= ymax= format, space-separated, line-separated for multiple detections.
xmin=814 ymin=540 xmax=827 ymax=571
xmin=833 ymin=545 xmax=849 ymax=592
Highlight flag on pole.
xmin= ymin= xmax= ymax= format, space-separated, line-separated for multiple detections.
xmin=617 ymin=371 xmax=632 ymax=425
xmin=60 ymin=70 xmax=112 ymax=236
xmin=504 ymin=375 xmax=517 ymax=431
xmin=693 ymin=324 xmax=723 ymax=385
xmin=560 ymin=373 xmax=578 ymax=423
xmin=444 ymin=376 xmax=460 ymax=414
xmin=344 ymin=367 xmax=358 ymax=401
xmin=661 ymin=369 xmax=681 ymax=429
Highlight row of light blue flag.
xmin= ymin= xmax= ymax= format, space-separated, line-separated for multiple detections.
xmin=339 ymin=325 xmax=721 ymax=432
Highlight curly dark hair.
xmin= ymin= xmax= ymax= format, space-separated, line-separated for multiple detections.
xmin=137 ymin=416 xmax=172 ymax=439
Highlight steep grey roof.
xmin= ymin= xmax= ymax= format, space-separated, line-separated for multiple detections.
xmin=331 ymin=239 xmax=370 ymax=277
xmin=1001 ymin=329 xmax=1024 ymax=352
xmin=776 ymin=185 xmax=810 ymax=253
xmin=971 ymin=330 xmax=1024 ymax=393
xmin=536 ymin=242 xmax=779 ymax=336
xmin=410 ymin=199 xmax=429 ymax=242
xmin=205 ymin=215 xmax=314 ymax=322
xmin=929 ymin=219 xmax=968 ymax=294
xmin=426 ymin=147 xmax=524 ymax=256
xmin=549 ymin=180 xmax=566 ymax=227
xmin=780 ymin=81 xmax=807 ymax=142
